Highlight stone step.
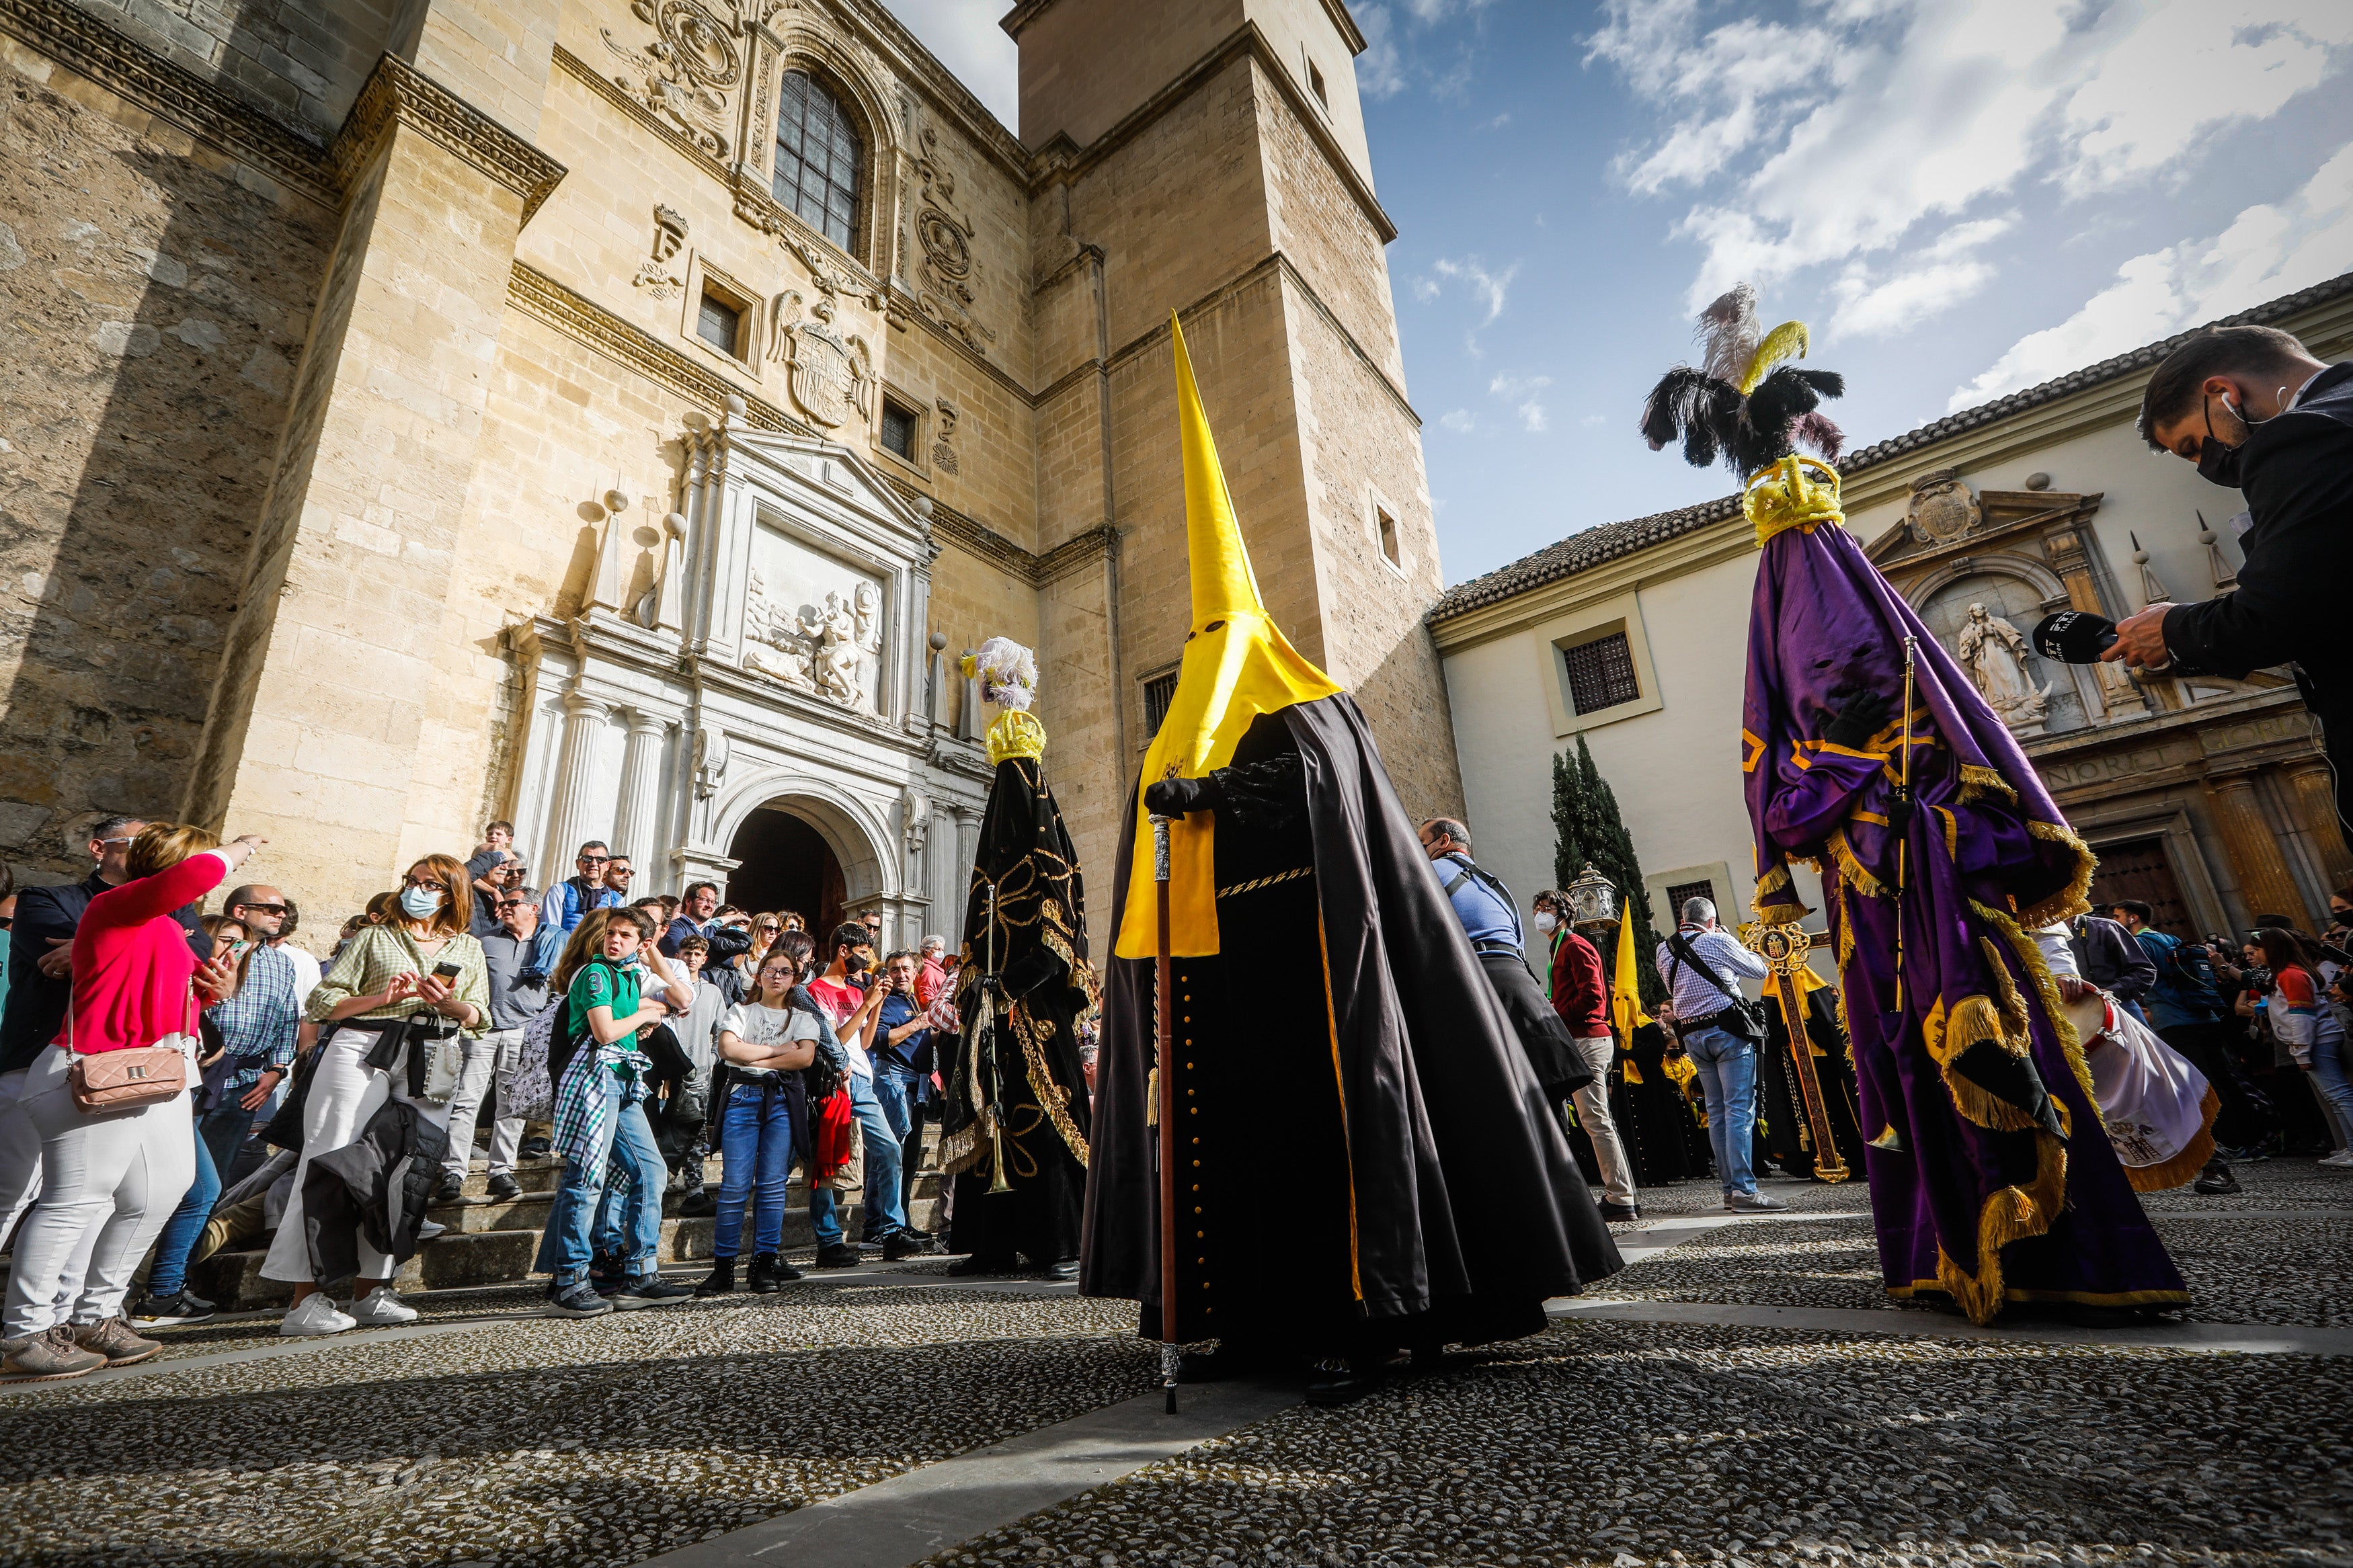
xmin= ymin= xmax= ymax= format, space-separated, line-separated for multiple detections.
xmin=426 ymin=1169 xmax=945 ymax=1234
xmin=184 ymin=1193 xmax=940 ymax=1309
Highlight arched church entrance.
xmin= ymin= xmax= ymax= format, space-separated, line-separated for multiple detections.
xmin=725 ymin=804 xmax=846 ymax=936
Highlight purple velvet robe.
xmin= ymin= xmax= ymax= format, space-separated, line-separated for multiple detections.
xmin=1743 ymin=513 xmax=2188 ymax=1321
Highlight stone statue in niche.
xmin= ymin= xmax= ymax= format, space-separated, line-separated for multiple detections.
xmin=1954 ymin=602 xmax=2050 ymax=729
xmin=796 ymin=591 xmax=865 ymax=707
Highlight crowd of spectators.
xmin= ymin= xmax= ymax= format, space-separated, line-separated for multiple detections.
xmin=0 ymin=820 xmax=958 ymax=1379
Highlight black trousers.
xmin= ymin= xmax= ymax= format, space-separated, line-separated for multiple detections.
xmin=2156 ymin=1017 xmax=2276 ymax=1150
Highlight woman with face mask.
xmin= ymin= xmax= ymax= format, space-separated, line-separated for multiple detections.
xmin=260 ymin=854 xmax=490 ymax=1336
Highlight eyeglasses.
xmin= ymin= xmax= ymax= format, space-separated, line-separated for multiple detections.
xmin=402 ymin=875 xmax=442 ymax=891
xmin=579 ymin=855 xmax=610 ymax=865
xmin=235 ymin=903 xmax=288 ymax=915
xmin=495 ymin=899 xmax=526 ymax=911
xmin=609 ymin=866 xmax=635 ymax=878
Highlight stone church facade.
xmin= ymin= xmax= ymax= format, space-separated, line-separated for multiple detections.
xmin=0 ymin=0 xmax=1464 ymax=941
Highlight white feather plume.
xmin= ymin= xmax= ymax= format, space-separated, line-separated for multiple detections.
xmin=973 ymin=636 xmax=1037 ymax=712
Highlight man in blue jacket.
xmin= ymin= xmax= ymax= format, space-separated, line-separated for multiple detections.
xmin=2114 ymin=900 xmax=2274 ymax=1192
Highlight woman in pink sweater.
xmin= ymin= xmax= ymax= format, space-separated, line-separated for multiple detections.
xmin=0 ymin=823 xmax=261 ymax=1383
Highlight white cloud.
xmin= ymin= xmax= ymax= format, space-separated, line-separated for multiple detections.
xmin=1427 ymin=256 xmax=1518 ymax=325
xmin=1355 ymin=0 xmax=1492 ymax=100
xmin=1439 ymin=409 xmax=1478 ymax=434
xmin=880 ymin=0 xmax=1019 ymax=128
xmin=1586 ymin=0 xmax=2353 ymax=323
xmin=1489 ymin=371 xmax=1552 ymax=431
xmin=1357 ymin=3 xmax=1408 ymax=99
xmin=1950 ymin=140 xmax=2353 ymax=409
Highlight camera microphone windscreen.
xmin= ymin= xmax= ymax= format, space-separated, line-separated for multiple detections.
xmin=2032 ymin=610 xmax=2116 ymax=664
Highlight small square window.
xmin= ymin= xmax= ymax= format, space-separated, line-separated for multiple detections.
xmin=880 ymin=398 xmax=918 ymax=460
xmin=696 ymin=292 xmax=742 ymax=356
xmin=1142 ymin=671 xmax=1179 ymax=737
xmin=1665 ymin=878 xmax=1717 ymax=920
xmin=1375 ymin=505 xmax=1400 ymax=567
xmin=1308 ymin=58 xmax=1328 ymax=109
xmin=1562 ymin=631 xmax=1640 ymax=716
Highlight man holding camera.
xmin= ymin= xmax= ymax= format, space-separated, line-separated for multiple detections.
xmin=1656 ymin=897 xmax=1784 ymax=1212
xmin=2112 ymin=325 xmax=2353 ymax=835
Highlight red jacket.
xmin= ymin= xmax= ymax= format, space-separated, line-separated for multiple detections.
xmin=1547 ymin=927 xmax=1609 ymax=1038
xmin=65 ymin=849 xmax=230 ymax=1055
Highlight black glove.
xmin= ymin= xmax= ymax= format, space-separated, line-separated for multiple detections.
xmin=1144 ymin=775 xmax=1217 ymax=818
xmin=1823 ymin=688 xmax=1892 ymax=750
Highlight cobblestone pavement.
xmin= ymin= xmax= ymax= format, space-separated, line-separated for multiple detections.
xmin=0 ymin=1161 xmax=2344 ymax=1568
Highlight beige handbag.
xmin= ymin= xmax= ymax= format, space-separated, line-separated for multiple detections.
xmin=66 ymin=997 xmax=190 ymax=1113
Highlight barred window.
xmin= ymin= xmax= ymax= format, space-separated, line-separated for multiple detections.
xmin=1142 ymin=671 xmax=1179 ymax=737
xmin=1665 ymin=879 xmax=1717 ymax=920
xmin=880 ymin=398 xmax=918 ymax=460
xmin=1562 ymin=630 xmax=1640 ymax=715
xmin=695 ymin=292 xmax=741 ymax=356
xmin=774 ymin=71 xmax=862 ymax=254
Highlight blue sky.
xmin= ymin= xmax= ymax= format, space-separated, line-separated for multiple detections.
xmin=885 ymin=1 xmax=2353 ymax=587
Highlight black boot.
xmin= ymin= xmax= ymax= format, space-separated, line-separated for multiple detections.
xmin=679 ymin=1184 xmax=714 ymax=1216
xmin=694 ymin=1257 xmax=737 ymax=1296
xmin=750 ymin=1253 xmax=790 ymax=1292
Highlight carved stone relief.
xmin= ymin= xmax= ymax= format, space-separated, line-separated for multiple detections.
xmin=930 ymin=398 xmax=959 ymax=474
xmin=1907 ymin=470 xmax=1982 ymax=546
xmin=633 ymin=204 xmax=689 ymax=299
xmin=908 ymin=124 xmax=994 ymax=354
xmin=742 ymin=528 xmax=885 ymax=712
xmin=770 ymin=290 xmax=873 ymax=429
xmin=602 ymin=0 xmax=740 ymax=160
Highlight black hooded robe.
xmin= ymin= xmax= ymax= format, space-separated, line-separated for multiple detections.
xmin=943 ymin=754 xmax=1096 ymax=1268
xmin=1080 ymin=696 xmax=1621 ymax=1358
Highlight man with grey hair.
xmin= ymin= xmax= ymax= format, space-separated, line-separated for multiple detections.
xmin=1418 ymin=819 xmax=1593 ymax=1106
xmin=1656 ymin=895 xmax=1783 ymax=1212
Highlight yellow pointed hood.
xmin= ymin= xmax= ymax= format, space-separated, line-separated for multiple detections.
xmin=1115 ymin=315 xmax=1342 ymax=960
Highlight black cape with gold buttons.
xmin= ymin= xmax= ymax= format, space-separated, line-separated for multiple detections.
xmin=941 ymin=752 xmax=1099 ymax=1269
xmin=1080 ymin=694 xmax=1624 ymax=1357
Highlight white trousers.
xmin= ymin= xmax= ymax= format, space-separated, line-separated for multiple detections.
xmin=440 ymin=1028 xmax=524 ymax=1180
xmin=260 ymin=1026 xmax=450 ymax=1285
xmin=3 ymin=1044 xmax=196 ymax=1335
xmin=1570 ymin=1034 xmax=1638 ymax=1207
xmin=0 ymin=1067 xmax=43 ymax=1249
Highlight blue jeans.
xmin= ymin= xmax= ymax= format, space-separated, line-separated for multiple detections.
xmin=1683 ymin=1024 xmax=1761 ymax=1197
xmin=2310 ymin=1023 xmax=2353 ymax=1144
xmin=147 ymin=1114 xmax=220 ymax=1298
xmin=536 ymin=1087 xmax=666 ymax=1287
xmin=197 ymin=1098 xmax=255 ymax=1186
xmin=715 ymin=1081 xmax=797 ymax=1258
xmin=810 ymin=1070 xmax=905 ymax=1245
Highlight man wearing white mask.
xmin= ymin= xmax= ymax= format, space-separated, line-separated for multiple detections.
xmin=1534 ymin=891 xmax=1639 ymax=1221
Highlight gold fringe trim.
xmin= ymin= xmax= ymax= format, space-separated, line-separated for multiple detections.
xmin=1013 ymin=1004 xmax=1090 ymax=1169
xmin=1749 ymin=861 xmax=1811 ymax=925
xmin=938 ymin=1120 xmax=986 ymax=1175
xmin=1931 ymin=1126 xmax=2069 ymax=1325
xmin=2018 ymin=819 xmax=2100 ymax=930
xmin=1971 ymin=898 xmax=2100 ymax=1111
xmin=1928 ymin=995 xmax=2042 ymax=1132
xmin=1891 ymin=1280 xmax=2194 ymax=1309
xmin=2124 ymin=1086 xmax=2221 ymax=1194
xmin=1826 ymin=828 xmax=1889 ymax=899
xmin=1957 ymin=764 xmax=2016 ymax=806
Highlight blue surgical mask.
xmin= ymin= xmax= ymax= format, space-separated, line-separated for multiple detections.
xmin=399 ymin=886 xmax=444 ymax=919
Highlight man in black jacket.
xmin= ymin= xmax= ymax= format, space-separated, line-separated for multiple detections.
xmin=2111 ymin=325 xmax=2351 ymax=833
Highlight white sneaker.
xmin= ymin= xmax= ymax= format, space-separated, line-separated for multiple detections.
xmin=1726 ymin=1190 xmax=1790 ymax=1212
xmin=2319 ymin=1150 xmax=2353 ymax=1168
xmin=278 ymin=1294 xmax=356 ymax=1337
xmin=347 ymin=1286 xmax=420 ymax=1325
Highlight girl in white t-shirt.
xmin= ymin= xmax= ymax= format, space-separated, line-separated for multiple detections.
xmin=697 ymin=950 xmax=821 ymax=1295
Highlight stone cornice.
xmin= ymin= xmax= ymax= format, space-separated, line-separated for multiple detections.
xmin=335 ymin=53 xmax=567 ymax=225
xmin=0 ymin=0 xmax=337 ymax=207
xmin=508 ymin=261 xmax=811 ymax=436
xmin=1025 ymin=22 xmax=1395 ymax=246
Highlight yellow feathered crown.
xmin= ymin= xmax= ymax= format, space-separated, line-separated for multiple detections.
xmin=1745 ymin=453 xmax=1845 ymax=546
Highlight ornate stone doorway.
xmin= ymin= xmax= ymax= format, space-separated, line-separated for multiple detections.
xmin=2087 ymin=835 xmax=2194 ymax=938
xmin=725 ymin=803 xmax=846 ymax=936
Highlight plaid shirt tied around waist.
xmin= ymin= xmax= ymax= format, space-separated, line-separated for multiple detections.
xmin=551 ymin=1035 xmax=649 ymax=1171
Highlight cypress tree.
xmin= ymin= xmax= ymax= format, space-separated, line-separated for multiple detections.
xmin=1574 ymin=735 xmax=1668 ymax=1007
xmin=1550 ymin=747 xmax=1596 ymax=891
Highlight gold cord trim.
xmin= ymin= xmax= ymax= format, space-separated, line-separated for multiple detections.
xmin=1314 ymin=909 xmax=1365 ymax=1303
xmin=1217 ymin=866 xmax=1314 ymax=900
xmin=1012 ymin=1005 xmax=1089 ymax=1169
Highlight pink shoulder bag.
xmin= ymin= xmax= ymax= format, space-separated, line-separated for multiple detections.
xmin=66 ymin=993 xmax=192 ymax=1113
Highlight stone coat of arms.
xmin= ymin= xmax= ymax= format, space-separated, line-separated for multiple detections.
xmin=1906 ymin=470 xmax=1983 ymax=546
xmin=771 ymin=292 xmax=873 ymax=430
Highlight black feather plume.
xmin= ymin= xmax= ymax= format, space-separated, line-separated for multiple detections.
xmin=1636 ymin=288 xmax=1847 ymax=476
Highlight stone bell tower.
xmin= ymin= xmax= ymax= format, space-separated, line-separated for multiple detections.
xmin=1008 ymin=0 xmax=1465 ymax=852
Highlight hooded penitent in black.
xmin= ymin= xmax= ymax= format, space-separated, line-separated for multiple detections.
xmin=1080 ymin=696 xmax=1622 ymax=1356
xmin=942 ymin=747 xmax=1098 ymax=1270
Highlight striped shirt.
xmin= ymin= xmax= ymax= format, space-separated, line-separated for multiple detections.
xmin=306 ymin=923 xmax=491 ymax=1036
